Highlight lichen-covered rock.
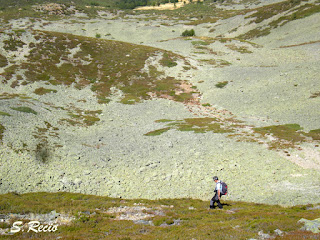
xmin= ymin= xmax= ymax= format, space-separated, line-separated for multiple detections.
xmin=298 ymin=218 xmax=320 ymax=233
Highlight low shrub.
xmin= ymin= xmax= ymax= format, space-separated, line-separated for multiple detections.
xmin=182 ymin=29 xmax=195 ymax=37
xmin=215 ymin=81 xmax=228 ymax=88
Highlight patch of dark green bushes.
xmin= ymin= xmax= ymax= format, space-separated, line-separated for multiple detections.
xmin=182 ymin=29 xmax=195 ymax=37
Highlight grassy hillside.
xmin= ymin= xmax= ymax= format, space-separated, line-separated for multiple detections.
xmin=1 ymin=30 xmax=197 ymax=105
xmin=0 ymin=192 xmax=319 ymax=239
xmin=0 ymin=0 xmax=118 ymax=21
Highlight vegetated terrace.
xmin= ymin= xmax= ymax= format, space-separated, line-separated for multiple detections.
xmin=1 ymin=30 xmax=199 ymax=105
xmin=0 ymin=192 xmax=319 ymax=239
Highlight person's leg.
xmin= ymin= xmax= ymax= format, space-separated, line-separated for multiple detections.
xmin=210 ymin=195 xmax=215 ymax=208
xmin=217 ymin=193 xmax=223 ymax=209
xmin=210 ymin=193 xmax=217 ymax=208
xmin=216 ymin=199 xmax=223 ymax=209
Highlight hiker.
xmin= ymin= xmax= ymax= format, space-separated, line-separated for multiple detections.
xmin=210 ymin=176 xmax=225 ymax=209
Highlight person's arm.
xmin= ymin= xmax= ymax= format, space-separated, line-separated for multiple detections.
xmin=217 ymin=183 xmax=221 ymax=200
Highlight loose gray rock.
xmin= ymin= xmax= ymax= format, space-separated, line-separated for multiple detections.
xmin=298 ymin=218 xmax=320 ymax=233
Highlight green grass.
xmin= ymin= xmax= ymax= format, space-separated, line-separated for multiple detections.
xmin=238 ymin=0 xmax=320 ymax=39
xmin=97 ymin=96 xmax=111 ymax=104
xmin=305 ymin=129 xmax=320 ymax=141
xmin=245 ymin=0 xmax=303 ymax=24
xmin=144 ymin=127 xmax=171 ymax=136
xmin=192 ymin=40 xmax=210 ymax=46
xmin=159 ymin=52 xmax=178 ymax=68
xmin=202 ymin=103 xmax=211 ymax=107
xmin=226 ymin=44 xmax=253 ymax=53
xmin=3 ymin=36 xmax=26 ymax=51
xmin=254 ymin=124 xmax=305 ymax=149
xmin=145 ymin=117 xmax=234 ymax=136
xmin=217 ymin=59 xmax=232 ymax=67
xmin=0 ymin=111 xmax=11 ymax=116
xmin=154 ymin=119 xmax=175 ymax=123
xmin=215 ymin=81 xmax=228 ymax=88
xmin=0 ymin=123 xmax=5 ymax=143
xmin=61 ymin=109 xmax=102 ymax=126
xmin=237 ymin=124 xmax=320 ymax=149
xmin=34 ymin=87 xmax=57 ymax=95
xmin=0 ymin=192 xmax=319 ymax=239
xmin=0 ymin=54 xmax=8 ymax=68
xmin=0 ymin=0 xmax=117 ymax=21
xmin=10 ymin=106 xmax=37 ymax=115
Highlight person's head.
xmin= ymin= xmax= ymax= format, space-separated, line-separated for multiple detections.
xmin=213 ymin=176 xmax=218 ymax=182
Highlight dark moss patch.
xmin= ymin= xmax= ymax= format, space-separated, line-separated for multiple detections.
xmin=226 ymin=44 xmax=252 ymax=54
xmin=145 ymin=117 xmax=234 ymax=136
xmin=246 ymin=0 xmax=303 ymax=24
xmin=144 ymin=127 xmax=171 ymax=136
xmin=155 ymin=119 xmax=175 ymax=123
xmin=215 ymin=81 xmax=228 ymax=88
xmin=3 ymin=35 xmax=26 ymax=51
xmin=120 ymin=95 xmax=141 ymax=105
xmin=202 ymin=103 xmax=211 ymax=107
xmin=310 ymin=91 xmax=320 ymax=98
xmin=160 ymin=52 xmax=178 ymax=68
xmin=0 ymin=123 xmax=5 ymax=143
xmin=239 ymin=1 xmax=320 ymax=39
xmin=59 ymin=108 xmax=102 ymax=127
xmin=0 ymin=111 xmax=11 ymax=116
xmin=0 ymin=93 xmax=21 ymax=100
xmin=0 ymin=54 xmax=8 ymax=68
xmin=32 ymin=122 xmax=60 ymax=153
xmin=34 ymin=87 xmax=58 ymax=95
xmin=254 ymin=124 xmax=306 ymax=149
xmin=11 ymin=106 xmax=37 ymax=115
xmin=97 ymin=96 xmax=111 ymax=104
xmin=35 ymin=142 xmax=50 ymax=163
xmin=1 ymin=65 xmax=17 ymax=81
xmin=305 ymin=129 xmax=320 ymax=141
xmin=271 ymin=3 xmax=320 ymax=28
xmin=191 ymin=40 xmax=210 ymax=46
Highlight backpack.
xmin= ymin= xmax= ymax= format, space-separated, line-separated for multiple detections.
xmin=220 ymin=181 xmax=228 ymax=195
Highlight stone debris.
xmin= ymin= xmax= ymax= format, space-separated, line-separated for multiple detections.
xmin=106 ymin=205 xmax=164 ymax=221
xmin=274 ymin=229 xmax=284 ymax=236
xmin=298 ymin=218 xmax=320 ymax=233
xmin=258 ymin=230 xmax=272 ymax=239
xmin=33 ymin=3 xmax=76 ymax=15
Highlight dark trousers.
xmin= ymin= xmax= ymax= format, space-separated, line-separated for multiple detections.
xmin=210 ymin=191 xmax=222 ymax=209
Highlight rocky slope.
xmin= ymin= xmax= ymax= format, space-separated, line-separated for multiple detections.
xmin=0 ymin=0 xmax=319 ymax=206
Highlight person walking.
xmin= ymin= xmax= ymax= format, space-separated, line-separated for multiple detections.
xmin=210 ymin=176 xmax=223 ymax=209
